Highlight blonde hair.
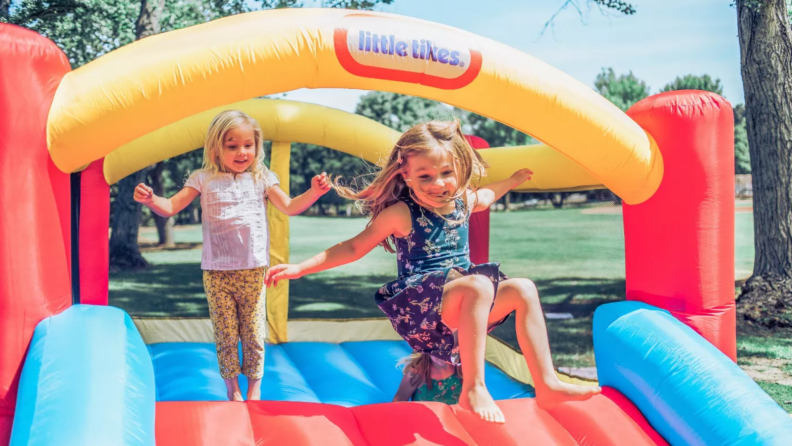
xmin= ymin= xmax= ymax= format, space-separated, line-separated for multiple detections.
xmin=397 ymin=353 xmax=461 ymax=391
xmin=335 ymin=119 xmax=488 ymax=252
xmin=198 ymin=110 xmax=273 ymax=188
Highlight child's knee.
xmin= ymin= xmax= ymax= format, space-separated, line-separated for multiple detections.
xmin=511 ymin=278 xmax=539 ymax=305
xmin=458 ymin=274 xmax=495 ymax=300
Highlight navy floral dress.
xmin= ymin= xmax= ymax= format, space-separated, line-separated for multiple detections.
xmin=375 ymin=192 xmax=509 ymax=365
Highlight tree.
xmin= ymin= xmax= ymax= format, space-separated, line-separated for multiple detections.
xmin=111 ymin=0 xmax=176 ymax=270
xmin=355 ymin=91 xmax=455 ymax=132
xmin=1 ymin=0 xmax=11 ymax=21
xmin=594 ymin=68 xmax=650 ymax=112
xmin=462 ymin=112 xmax=537 ymax=148
xmin=734 ymin=103 xmax=751 ymax=175
xmin=661 ymin=74 xmax=724 ymax=96
xmin=288 ymin=142 xmax=370 ymax=216
xmin=734 ymin=0 xmax=792 ymax=328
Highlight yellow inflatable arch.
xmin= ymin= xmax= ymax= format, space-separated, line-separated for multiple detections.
xmin=103 ymin=98 xmax=601 ymax=190
xmin=47 ymin=8 xmax=663 ymax=204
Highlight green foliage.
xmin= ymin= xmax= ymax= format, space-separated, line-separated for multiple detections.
xmin=661 ymin=74 xmax=724 ymax=96
xmin=355 ymin=91 xmax=534 ymax=147
xmin=591 ymin=0 xmax=635 ymax=14
xmin=4 ymin=0 xmax=381 ymax=67
xmin=8 ymin=0 xmax=139 ymax=67
xmin=322 ymin=0 xmax=393 ymax=9
xmin=7 ymin=0 xmax=256 ymax=66
xmin=594 ymin=67 xmax=650 ymax=111
xmin=734 ymin=103 xmax=751 ymax=174
xmin=354 ymin=91 xmax=456 ymax=132
xmin=289 ymin=142 xmax=372 ymax=214
xmin=462 ymin=111 xmax=537 ymax=147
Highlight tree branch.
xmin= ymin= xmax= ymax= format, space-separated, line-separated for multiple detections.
xmin=541 ymin=0 xmax=635 ymax=38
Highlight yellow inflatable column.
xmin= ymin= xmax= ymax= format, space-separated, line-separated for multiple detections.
xmin=267 ymin=141 xmax=291 ymax=343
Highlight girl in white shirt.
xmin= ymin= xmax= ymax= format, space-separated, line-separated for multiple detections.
xmin=134 ymin=110 xmax=331 ymax=401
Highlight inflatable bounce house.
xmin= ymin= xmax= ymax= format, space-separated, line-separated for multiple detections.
xmin=2 ymin=8 xmax=792 ymax=446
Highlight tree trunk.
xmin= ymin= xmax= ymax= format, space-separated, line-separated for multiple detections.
xmin=736 ymin=0 xmax=792 ymax=328
xmin=135 ymin=0 xmax=166 ymax=39
xmin=109 ymin=169 xmax=150 ymax=271
xmin=551 ymin=193 xmax=566 ymax=209
xmin=108 ymin=0 xmax=167 ymax=270
xmin=149 ymin=162 xmax=175 ymax=247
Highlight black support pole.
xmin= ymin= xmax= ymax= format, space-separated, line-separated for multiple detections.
xmin=70 ymin=172 xmax=81 ymax=305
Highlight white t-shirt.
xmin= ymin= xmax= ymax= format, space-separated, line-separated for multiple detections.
xmin=185 ymin=170 xmax=279 ymax=270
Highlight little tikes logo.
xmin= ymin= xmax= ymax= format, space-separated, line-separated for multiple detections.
xmin=334 ymin=16 xmax=482 ymax=90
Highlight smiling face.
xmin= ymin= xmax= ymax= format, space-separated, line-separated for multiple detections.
xmin=402 ymin=148 xmax=459 ymax=208
xmin=221 ymin=124 xmax=257 ymax=174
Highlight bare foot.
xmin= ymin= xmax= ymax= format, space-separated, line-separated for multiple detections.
xmin=536 ymin=381 xmax=601 ymax=410
xmin=247 ymin=378 xmax=262 ymax=401
xmin=224 ymin=377 xmax=243 ymax=401
xmin=459 ymin=384 xmax=505 ymax=424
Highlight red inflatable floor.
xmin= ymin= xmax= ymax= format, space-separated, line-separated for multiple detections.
xmin=155 ymin=387 xmax=668 ymax=446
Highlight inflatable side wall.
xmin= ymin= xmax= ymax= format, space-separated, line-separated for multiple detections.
xmin=10 ymin=306 xmax=156 ymax=446
xmin=594 ymin=301 xmax=792 ymax=445
xmin=0 ymin=24 xmax=72 ymax=445
xmin=624 ymin=91 xmax=736 ymax=359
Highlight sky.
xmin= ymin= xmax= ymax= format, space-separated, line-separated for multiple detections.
xmin=278 ymin=0 xmax=742 ymax=113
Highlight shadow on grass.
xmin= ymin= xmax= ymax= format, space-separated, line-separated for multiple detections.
xmin=109 ymin=262 xmax=207 ymax=317
xmin=289 ymin=273 xmax=395 ymax=319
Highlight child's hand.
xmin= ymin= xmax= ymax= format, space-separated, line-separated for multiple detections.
xmin=311 ymin=172 xmax=332 ymax=196
xmin=133 ymin=183 xmax=154 ymax=204
xmin=265 ymin=264 xmax=303 ymax=287
xmin=510 ymin=168 xmax=534 ymax=188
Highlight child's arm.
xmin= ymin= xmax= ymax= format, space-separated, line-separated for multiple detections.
xmin=393 ymin=366 xmax=423 ymax=402
xmin=470 ymin=168 xmax=533 ymax=212
xmin=264 ymin=202 xmax=410 ymax=287
xmin=267 ymin=173 xmax=331 ymax=216
xmin=133 ymin=184 xmax=199 ymax=218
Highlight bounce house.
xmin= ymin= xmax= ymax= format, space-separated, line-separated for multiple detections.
xmin=2 ymin=8 xmax=792 ymax=446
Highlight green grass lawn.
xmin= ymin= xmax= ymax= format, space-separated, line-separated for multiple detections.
xmin=111 ymin=201 xmax=792 ymax=412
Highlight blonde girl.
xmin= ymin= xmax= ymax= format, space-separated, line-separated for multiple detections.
xmin=134 ymin=110 xmax=331 ymax=401
xmin=265 ymin=119 xmax=599 ymax=423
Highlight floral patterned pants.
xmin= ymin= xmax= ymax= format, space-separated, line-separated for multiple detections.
xmin=203 ymin=266 xmax=267 ymax=379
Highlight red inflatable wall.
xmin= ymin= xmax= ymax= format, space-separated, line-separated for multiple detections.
xmin=0 ymin=24 xmax=72 ymax=444
xmin=625 ymin=91 xmax=736 ymax=360
xmin=466 ymin=135 xmax=490 ymax=265
xmin=79 ymin=159 xmax=110 ymax=305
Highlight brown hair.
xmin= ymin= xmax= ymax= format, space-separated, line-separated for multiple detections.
xmin=335 ymin=119 xmax=488 ymax=252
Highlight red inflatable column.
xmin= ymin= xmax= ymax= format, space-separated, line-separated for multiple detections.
xmin=466 ymin=135 xmax=490 ymax=264
xmin=624 ymin=91 xmax=736 ymax=360
xmin=79 ymin=159 xmax=110 ymax=305
xmin=0 ymin=25 xmax=72 ymax=444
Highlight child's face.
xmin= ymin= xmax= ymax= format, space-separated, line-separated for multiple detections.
xmin=403 ymin=149 xmax=459 ymax=208
xmin=221 ymin=125 xmax=257 ymax=174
